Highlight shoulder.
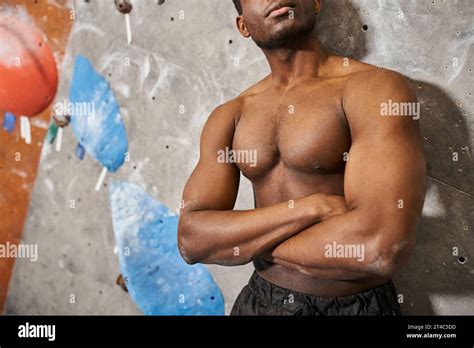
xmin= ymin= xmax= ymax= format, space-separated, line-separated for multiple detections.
xmin=205 ymin=97 xmax=243 ymax=130
xmin=321 ymin=55 xmax=415 ymax=103
xmin=206 ymin=75 xmax=271 ymax=127
xmin=343 ymin=63 xmax=416 ymax=104
xmin=337 ymin=62 xmax=419 ymax=136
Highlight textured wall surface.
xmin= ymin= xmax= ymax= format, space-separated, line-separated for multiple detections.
xmin=4 ymin=0 xmax=473 ymax=315
xmin=0 ymin=0 xmax=73 ymax=312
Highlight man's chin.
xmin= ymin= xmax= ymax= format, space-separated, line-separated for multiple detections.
xmin=256 ymin=29 xmax=305 ymax=49
xmin=255 ymin=22 xmax=315 ymax=50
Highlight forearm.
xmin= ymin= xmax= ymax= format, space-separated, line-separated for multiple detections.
xmin=178 ymin=194 xmax=330 ymax=265
xmin=266 ymin=209 xmax=414 ymax=280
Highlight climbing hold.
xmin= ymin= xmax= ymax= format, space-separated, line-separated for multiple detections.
xmin=69 ymin=55 xmax=128 ymax=172
xmin=115 ymin=0 xmax=133 ymax=14
xmin=45 ymin=122 xmax=58 ymax=144
xmin=53 ymin=114 xmax=71 ymax=128
xmin=75 ymin=142 xmax=86 ymax=160
xmin=109 ymin=181 xmax=225 ymax=315
xmin=2 ymin=112 xmax=15 ymax=133
xmin=0 ymin=13 xmax=58 ymax=117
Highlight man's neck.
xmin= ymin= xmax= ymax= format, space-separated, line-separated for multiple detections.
xmin=263 ymin=31 xmax=328 ymax=89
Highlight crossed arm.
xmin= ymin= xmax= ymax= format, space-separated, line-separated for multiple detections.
xmin=177 ymin=70 xmax=426 ymax=280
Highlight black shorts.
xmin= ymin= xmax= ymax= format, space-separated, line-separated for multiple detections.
xmin=230 ymin=271 xmax=402 ymax=316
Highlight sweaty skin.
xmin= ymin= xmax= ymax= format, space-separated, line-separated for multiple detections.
xmin=178 ymin=0 xmax=426 ymax=297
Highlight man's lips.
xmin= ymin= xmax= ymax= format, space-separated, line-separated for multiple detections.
xmin=267 ymin=6 xmax=294 ymax=18
xmin=265 ymin=3 xmax=295 ymax=18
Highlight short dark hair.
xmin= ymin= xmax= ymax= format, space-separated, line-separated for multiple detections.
xmin=232 ymin=0 xmax=242 ymax=15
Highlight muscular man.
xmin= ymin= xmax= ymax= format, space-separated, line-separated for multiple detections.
xmin=177 ymin=0 xmax=426 ymax=315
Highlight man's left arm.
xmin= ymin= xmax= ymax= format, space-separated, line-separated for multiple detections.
xmin=263 ymin=69 xmax=426 ymax=280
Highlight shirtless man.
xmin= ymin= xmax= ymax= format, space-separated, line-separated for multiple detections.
xmin=177 ymin=0 xmax=426 ymax=315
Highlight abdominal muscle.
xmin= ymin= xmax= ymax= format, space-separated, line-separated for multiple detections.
xmin=250 ymin=170 xmax=389 ymax=297
xmin=254 ymin=259 xmax=389 ymax=297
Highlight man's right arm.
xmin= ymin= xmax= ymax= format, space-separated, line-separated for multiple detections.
xmin=177 ymin=100 xmax=346 ymax=266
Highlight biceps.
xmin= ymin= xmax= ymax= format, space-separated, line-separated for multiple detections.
xmin=344 ymin=133 xmax=426 ymax=220
xmin=182 ymin=161 xmax=240 ymax=213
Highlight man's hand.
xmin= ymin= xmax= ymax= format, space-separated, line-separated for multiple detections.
xmin=299 ymin=193 xmax=349 ymax=221
xmin=318 ymin=194 xmax=350 ymax=220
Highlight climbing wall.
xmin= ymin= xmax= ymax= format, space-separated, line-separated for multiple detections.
xmin=0 ymin=0 xmax=73 ymax=313
xmin=2 ymin=0 xmax=473 ymax=315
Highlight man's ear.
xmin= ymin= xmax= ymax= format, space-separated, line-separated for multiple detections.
xmin=314 ymin=0 xmax=322 ymax=14
xmin=236 ymin=16 xmax=250 ymax=38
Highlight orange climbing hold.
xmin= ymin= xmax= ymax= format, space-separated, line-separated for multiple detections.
xmin=0 ymin=13 xmax=58 ymax=117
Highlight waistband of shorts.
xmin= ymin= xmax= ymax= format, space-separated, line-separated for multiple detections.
xmin=248 ymin=271 xmax=398 ymax=308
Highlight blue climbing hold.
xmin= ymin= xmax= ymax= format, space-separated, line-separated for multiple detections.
xmin=2 ymin=112 xmax=15 ymax=133
xmin=109 ymin=181 xmax=225 ymax=316
xmin=69 ymin=55 xmax=128 ymax=172
xmin=75 ymin=142 xmax=86 ymax=160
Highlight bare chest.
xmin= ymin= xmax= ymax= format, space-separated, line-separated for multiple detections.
xmin=233 ymin=85 xmax=351 ymax=181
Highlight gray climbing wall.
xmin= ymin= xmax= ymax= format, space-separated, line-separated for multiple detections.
xmin=5 ymin=0 xmax=473 ymax=315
